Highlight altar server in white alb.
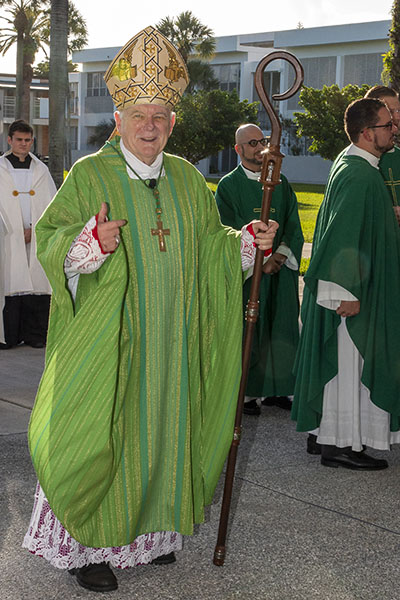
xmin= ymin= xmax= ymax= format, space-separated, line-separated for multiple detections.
xmin=0 ymin=120 xmax=56 ymax=349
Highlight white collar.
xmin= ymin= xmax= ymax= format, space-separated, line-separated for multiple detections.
xmin=241 ymin=163 xmax=261 ymax=181
xmin=120 ymin=139 xmax=164 ymax=180
xmin=345 ymin=144 xmax=380 ymax=169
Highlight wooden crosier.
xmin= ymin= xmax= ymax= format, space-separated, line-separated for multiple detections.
xmin=213 ymin=50 xmax=304 ymax=567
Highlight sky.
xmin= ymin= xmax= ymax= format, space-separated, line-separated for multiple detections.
xmin=0 ymin=0 xmax=395 ymax=74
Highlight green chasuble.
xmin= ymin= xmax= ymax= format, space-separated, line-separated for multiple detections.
xmin=216 ymin=165 xmax=303 ymax=397
xmin=28 ymin=137 xmax=244 ymax=548
xmin=379 ymin=146 xmax=400 ymax=206
xmin=292 ymin=153 xmax=400 ymax=432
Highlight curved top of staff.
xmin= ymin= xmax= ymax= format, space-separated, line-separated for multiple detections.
xmin=254 ymin=51 xmax=304 ymax=147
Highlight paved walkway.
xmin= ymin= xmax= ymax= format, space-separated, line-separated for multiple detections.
xmin=2 ymin=342 xmax=400 ymax=599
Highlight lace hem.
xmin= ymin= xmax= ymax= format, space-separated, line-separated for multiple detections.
xmin=22 ymin=483 xmax=183 ymax=570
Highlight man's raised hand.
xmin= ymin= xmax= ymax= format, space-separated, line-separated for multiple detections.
xmin=97 ymin=202 xmax=127 ymax=253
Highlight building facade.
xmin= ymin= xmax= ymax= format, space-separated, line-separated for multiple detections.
xmin=0 ymin=74 xmax=51 ymax=156
xmin=69 ymin=20 xmax=390 ymax=183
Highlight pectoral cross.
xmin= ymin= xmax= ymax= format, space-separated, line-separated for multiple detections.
xmin=151 ymin=219 xmax=170 ymax=252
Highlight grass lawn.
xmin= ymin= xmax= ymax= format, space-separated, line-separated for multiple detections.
xmin=293 ymin=183 xmax=325 ymax=244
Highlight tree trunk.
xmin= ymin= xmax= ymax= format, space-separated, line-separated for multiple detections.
xmin=14 ymin=7 xmax=28 ymax=120
xmin=49 ymin=0 xmax=68 ymax=188
xmin=21 ymin=38 xmax=35 ymax=122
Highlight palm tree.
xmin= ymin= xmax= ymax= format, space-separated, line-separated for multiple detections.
xmin=0 ymin=0 xmax=47 ymax=119
xmin=157 ymin=11 xmax=216 ymax=91
xmin=88 ymin=119 xmax=116 ymax=149
xmin=0 ymin=0 xmax=87 ymax=121
xmin=48 ymin=0 xmax=67 ymax=188
xmin=186 ymin=58 xmax=218 ymax=93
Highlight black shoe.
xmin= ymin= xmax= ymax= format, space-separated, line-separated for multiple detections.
xmin=69 ymin=562 xmax=118 ymax=592
xmin=262 ymin=396 xmax=292 ymax=410
xmin=321 ymin=450 xmax=388 ymax=471
xmin=25 ymin=341 xmax=46 ymax=348
xmin=151 ymin=552 xmax=176 ymax=565
xmin=307 ymin=434 xmax=322 ymax=455
xmin=0 ymin=343 xmax=14 ymax=349
xmin=243 ymin=399 xmax=261 ymax=416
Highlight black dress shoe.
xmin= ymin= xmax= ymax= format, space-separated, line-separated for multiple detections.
xmin=307 ymin=434 xmax=322 ymax=455
xmin=243 ymin=399 xmax=261 ymax=416
xmin=151 ymin=551 xmax=176 ymax=565
xmin=26 ymin=341 xmax=46 ymax=348
xmin=262 ymin=396 xmax=292 ymax=410
xmin=0 ymin=343 xmax=14 ymax=349
xmin=69 ymin=562 xmax=118 ymax=592
xmin=321 ymin=450 xmax=388 ymax=470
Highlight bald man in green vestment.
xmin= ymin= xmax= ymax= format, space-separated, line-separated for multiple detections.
xmin=292 ymin=98 xmax=400 ymax=471
xmin=216 ymin=124 xmax=304 ymax=416
xmin=23 ymin=27 xmax=278 ymax=593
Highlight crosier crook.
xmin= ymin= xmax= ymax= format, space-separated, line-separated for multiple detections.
xmin=213 ymin=51 xmax=304 ymax=567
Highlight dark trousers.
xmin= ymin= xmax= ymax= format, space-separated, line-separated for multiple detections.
xmin=2 ymin=295 xmax=50 ymax=346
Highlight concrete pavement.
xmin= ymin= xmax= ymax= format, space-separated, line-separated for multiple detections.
xmin=2 ymin=278 xmax=400 ymax=599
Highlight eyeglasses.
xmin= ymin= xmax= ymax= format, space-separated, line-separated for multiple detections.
xmin=367 ymin=121 xmax=394 ymax=131
xmin=243 ymin=137 xmax=268 ymax=147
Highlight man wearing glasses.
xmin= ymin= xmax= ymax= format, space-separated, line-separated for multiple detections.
xmin=292 ymin=98 xmax=400 ymax=470
xmin=365 ymin=85 xmax=400 ymax=225
xmin=216 ymin=124 xmax=304 ymax=416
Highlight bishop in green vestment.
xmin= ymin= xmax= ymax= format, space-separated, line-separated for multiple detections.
xmin=216 ymin=124 xmax=303 ymax=409
xmin=24 ymin=26 xmax=278 ymax=592
xmin=292 ymin=98 xmax=400 ymax=471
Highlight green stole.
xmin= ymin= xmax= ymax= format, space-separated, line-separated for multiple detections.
xmin=379 ymin=146 xmax=400 ymax=206
xmin=28 ymin=138 xmax=243 ymax=547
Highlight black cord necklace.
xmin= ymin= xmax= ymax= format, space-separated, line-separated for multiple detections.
xmin=108 ymin=142 xmax=170 ymax=251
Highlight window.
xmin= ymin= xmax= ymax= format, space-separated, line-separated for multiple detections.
xmin=343 ymin=53 xmax=383 ymax=87
xmin=4 ymin=90 xmax=16 ymax=119
xmin=69 ymin=82 xmax=79 ymax=115
xmin=212 ymin=63 xmax=241 ymax=92
xmin=87 ymin=72 xmax=108 ymax=97
xmin=69 ymin=126 xmax=78 ymax=150
xmin=287 ymin=56 xmax=336 ymax=110
xmin=253 ymin=71 xmax=280 ymax=129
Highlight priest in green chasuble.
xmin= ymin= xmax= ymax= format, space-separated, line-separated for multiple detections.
xmin=216 ymin=124 xmax=303 ymax=416
xmin=23 ymin=27 xmax=278 ymax=593
xmin=292 ymin=98 xmax=400 ymax=470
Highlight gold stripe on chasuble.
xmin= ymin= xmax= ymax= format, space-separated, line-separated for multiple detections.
xmin=124 ymin=173 xmax=192 ymax=530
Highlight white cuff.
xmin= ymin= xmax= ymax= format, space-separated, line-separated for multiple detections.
xmin=317 ymin=280 xmax=358 ymax=310
xmin=64 ymin=215 xmax=109 ymax=278
xmin=240 ymin=225 xmax=257 ymax=271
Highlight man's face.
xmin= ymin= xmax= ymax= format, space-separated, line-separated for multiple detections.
xmin=369 ymin=106 xmax=397 ymax=156
xmin=235 ymin=126 xmax=267 ymax=171
xmin=8 ymin=131 xmax=33 ymax=160
xmin=114 ymin=104 xmax=175 ymax=165
xmin=382 ymin=95 xmax=400 ymax=128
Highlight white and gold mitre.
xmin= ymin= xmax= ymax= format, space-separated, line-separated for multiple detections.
xmin=104 ymin=26 xmax=189 ymax=110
